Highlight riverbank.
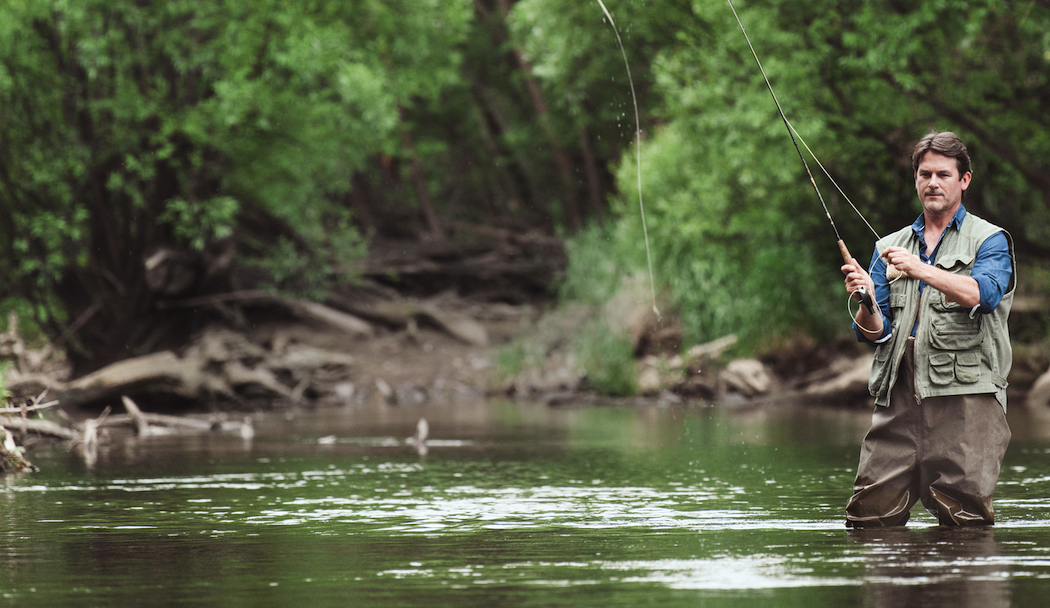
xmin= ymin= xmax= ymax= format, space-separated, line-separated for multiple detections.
xmin=0 ymin=287 xmax=872 ymax=417
xmin=2 ymin=226 xmax=1050 ymax=454
xmin=7 ymin=286 xmax=1048 ymax=420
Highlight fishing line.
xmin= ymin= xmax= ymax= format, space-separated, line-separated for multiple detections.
xmin=596 ymin=0 xmax=660 ymax=319
xmin=784 ymin=116 xmax=904 ymax=285
xmin=847 ymin=293 xmax=883 ymax=335
xmin=727 ymin=0 xmax=885 ymax=316
xmin=782 ymin=117 xmax=881 ymax=242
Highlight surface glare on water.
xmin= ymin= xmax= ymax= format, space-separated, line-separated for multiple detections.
xmin=3 ymin=401 xmax=1050 ymax=607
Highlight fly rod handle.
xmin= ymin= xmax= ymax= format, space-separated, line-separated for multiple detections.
xmin=836 ymin=239 xmax=854 ymax=266
xmin=837 ymin=240 xmax=875 ymax=315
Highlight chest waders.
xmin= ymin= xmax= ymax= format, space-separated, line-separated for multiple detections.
xmin=846 ymin=213 xmax=1015 ymax=527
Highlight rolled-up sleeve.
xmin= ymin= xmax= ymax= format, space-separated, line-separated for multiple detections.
xmin=854 ymin=248 xmax=893 ymax=345
xmin=971 ymin=231 xmax=1013 ymax=315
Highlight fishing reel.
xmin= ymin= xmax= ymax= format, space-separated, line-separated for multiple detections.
xmin=853 ymin=286 xmax=876 ymax=316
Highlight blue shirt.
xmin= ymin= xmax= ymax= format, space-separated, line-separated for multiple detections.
xmin=854 ymin=205 xmax=1013 ymax=345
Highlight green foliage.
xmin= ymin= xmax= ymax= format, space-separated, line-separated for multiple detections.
xmin=576 ymin=319 xmax=638 ymax=397
xmin=510 ymin=0 xmax=688 ymax=151
xmin=496 ymin=339 xmax=546 ymax=381
xmin=0 ymin=361 xmax=10 ymax=405
xmin=159 ymin=197 xmax=239 ymax=251
xmin=558 ymin=224 xmax=627 ymax=305
xmin=0 ymin=0 xmax=472 ymax=364
xmin=556 ymin=0 xmax=1050 ymax=351
xmin=0 ymin=299 xmax=50 ymax=345
xmin=2 ymin=0 xmax=1048 ymax=372
xmin=244 ymin=234 xmax=364 ymax=302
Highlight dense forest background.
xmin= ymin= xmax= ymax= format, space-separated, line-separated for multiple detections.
xmin=1 ymin=0 xmax=1048 ymax=378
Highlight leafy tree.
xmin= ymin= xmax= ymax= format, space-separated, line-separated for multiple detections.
xmin=558 ymin=0 xmax=1050 ymax=350
xmin=0 ymin=0 xmax=471 ymax=371
xmin=2 ymin=0 xmax=1046 ymax=378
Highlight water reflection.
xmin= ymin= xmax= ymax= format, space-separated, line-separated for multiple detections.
xmin=847 ymin=527 xmax=1009 ymax=608
xmin=2 ymin=401 xmax=1050 ymax=607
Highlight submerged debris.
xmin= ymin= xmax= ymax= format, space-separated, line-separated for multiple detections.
xmin=0 ymin=426 xmax=35 ymax=473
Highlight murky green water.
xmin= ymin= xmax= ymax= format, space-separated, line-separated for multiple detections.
xmin=3 ymin=401 xmax=1050 ymax=607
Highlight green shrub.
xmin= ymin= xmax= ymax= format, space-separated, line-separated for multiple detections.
xmin=0 ymin=362 xmax=11 ymax=406
xmin=576 ymin=320 xmax=637 ymax=397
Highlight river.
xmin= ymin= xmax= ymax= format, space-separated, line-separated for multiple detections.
xmin=3 ymin=400 xmax=1050 ymax=607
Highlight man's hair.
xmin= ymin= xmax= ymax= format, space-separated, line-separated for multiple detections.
xmin=912 ymin=131 xmax=971 ymax=178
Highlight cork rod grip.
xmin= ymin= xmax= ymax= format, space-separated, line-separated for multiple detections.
xmin=836 ymin=240 xmax=854 ymax=266
xmin=837 ymin=239 xmax=875 ymax=315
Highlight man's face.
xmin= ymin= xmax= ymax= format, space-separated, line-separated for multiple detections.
xmin=915 ymin=151 xmax=970 ymax=218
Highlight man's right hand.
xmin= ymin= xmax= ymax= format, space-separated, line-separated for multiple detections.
xmin=841 ymin=259 xmax=884 ymax=335
xmin=841 ymin=259 xmax=874 ymax=303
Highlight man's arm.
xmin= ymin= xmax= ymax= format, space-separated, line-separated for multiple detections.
xmin=881 ymin=245 xmax=980 ymax=308
xmin=880 ymin=231 xmax=1012 ymax=312
xmin=843 ymin=249 xmax=890 ymax=343
xmin=970 ymin=232 xmax=1013 ymax=314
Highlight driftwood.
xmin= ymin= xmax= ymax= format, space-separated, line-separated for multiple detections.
xmin=0 ymin=390 xmax=72 ymax=454
xmin=109 ymin=396 xmax=241 ymax=437
xmin=53 ymin=327 xmax=358 ymax=410
xmin=164 ymin=287 xmax=488 ymax=346
xmin=160 ymin=290 xmax=373 ymax=337
xmin=1 ymin=394 xmax=256 ymax=472
xmin=0 ymin=416 xmax=78 ymax=441
xmin=0 ymin=391 xmax=60 ymax=415
xmin=326 ymin=294 xmax=488 ymax=346
xmin=0 ymin=426 xmax=36 ymax=472
xmin=121 ymin=395 xmax=151 ymax=436
xmin=101 ymin=411 xmax=215 ymax=432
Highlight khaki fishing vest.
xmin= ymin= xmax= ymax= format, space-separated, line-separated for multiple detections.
xmin=868 ymin=213 xmax=1015 ymax=410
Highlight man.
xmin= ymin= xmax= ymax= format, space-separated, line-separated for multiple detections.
xmin=840 ymin=131 xmax=1015 ymax=527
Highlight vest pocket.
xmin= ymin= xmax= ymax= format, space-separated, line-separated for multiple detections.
xmin=927 ymin=350 xmax=981 ymax=385
xmin=869 ymin=342 xmax=893 ymax=398
xmin=930 ymin=352 xmax=956 ymax=385
xmin=956 ymin=351 xmax=981 ymax=383
xmin=930 ymin=320 xmax=982 ymax=351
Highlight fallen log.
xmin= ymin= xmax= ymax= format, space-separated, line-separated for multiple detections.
xmin=287 ymin=299 xmax=372 ymax=336
xmin=0 ymin=393 xmax=60 ymax=415
xmin=121 ymin=396 xmax=151 ymax=436
xmin=326 ymin=294 xmax=488 ymax=346
xmin=801 ymin=354 xmax=873 ymax=399
xmin=160 ymin=290 xmax=373 ymax=337
xmin=59 ymin=350 xmax=207 ymax=410
xmin=0 ymin=416 xmax=79 ymax=441
xmin=52 ymin=326 xmax=363 ymax=410
xmin=98 ymin=412 xmax=215 ymax=432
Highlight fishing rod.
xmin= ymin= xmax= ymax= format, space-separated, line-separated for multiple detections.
xmin=596 ymin=0 xmax=660 ymax=319
xmin=726 ymin=0 xmax=875 ymax=315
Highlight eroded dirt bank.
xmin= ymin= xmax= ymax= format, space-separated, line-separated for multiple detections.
xmin=2 ymin=226 xmax=1050 ymax=461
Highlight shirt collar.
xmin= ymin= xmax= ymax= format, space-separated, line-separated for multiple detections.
xmin=911 ymin=204 xmax=968 ymax=240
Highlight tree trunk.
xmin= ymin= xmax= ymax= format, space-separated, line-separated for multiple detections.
xmin=493 ymin=0 xmax=583 ymax=231
xmin=578 ymin=123 xmax=605 ymax=222
xmin=399 ymin=107 xmax=444 ymax=240
xmin=471 ymin=84 xmax=550 ymax=230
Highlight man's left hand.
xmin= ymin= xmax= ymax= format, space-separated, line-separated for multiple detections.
xmin=881 ymin=246 xmax=926 ymax=281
